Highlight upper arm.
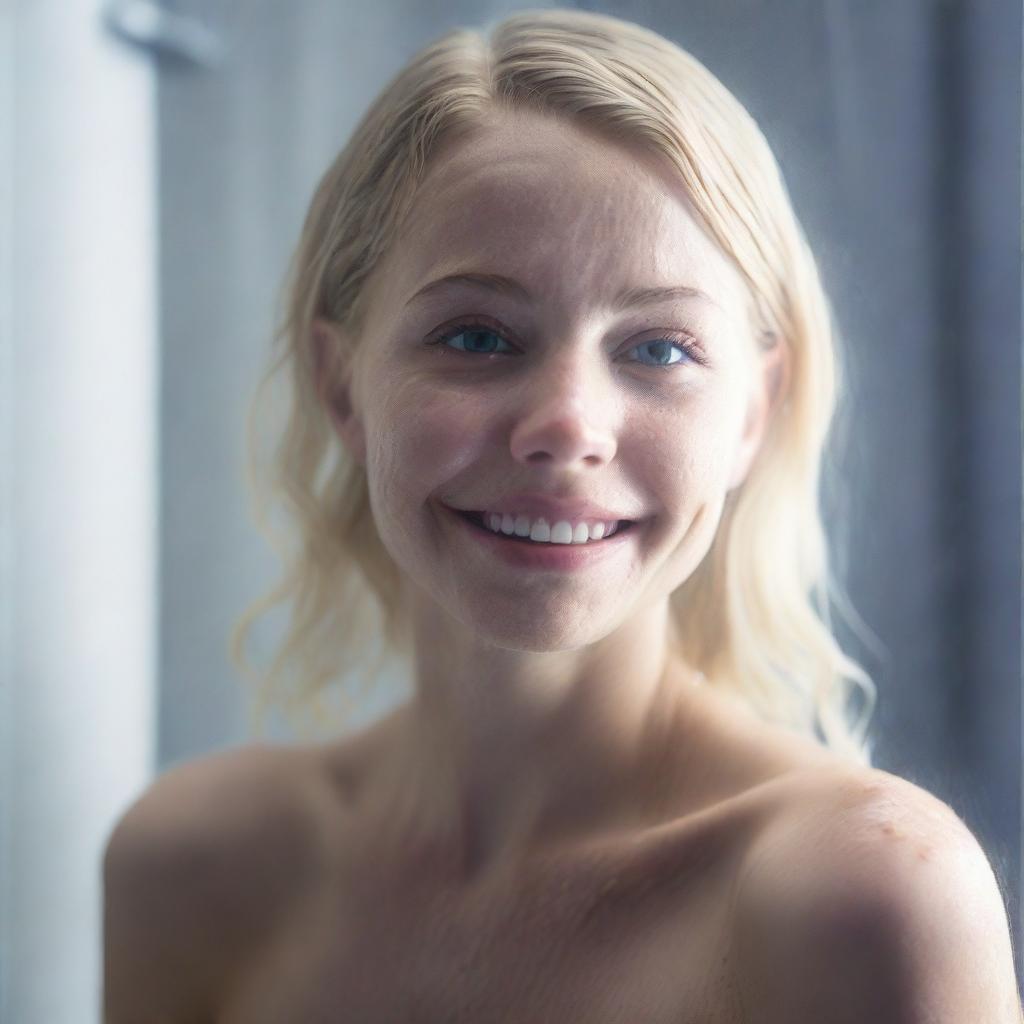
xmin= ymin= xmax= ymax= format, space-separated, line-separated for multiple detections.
xmin=102 ymin=796 xmax=222 ymax=1023
xmin=102 ymin=747 xmax=314 ymax=1023
xmin=733 ymin=769 xmax=1023 ymax=1023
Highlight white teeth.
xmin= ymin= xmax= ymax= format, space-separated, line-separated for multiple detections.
xmin=485 ymin=513 xmax=619 ymax=544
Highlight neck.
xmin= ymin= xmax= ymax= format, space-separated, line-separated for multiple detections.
xmin=375 ymin=607 xmax=707 ymax=883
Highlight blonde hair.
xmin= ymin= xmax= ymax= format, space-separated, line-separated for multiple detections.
xmin=231 ymin=8 xmax=880 ymax=764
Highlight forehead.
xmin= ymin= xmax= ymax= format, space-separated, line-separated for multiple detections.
xmin=379 ymin=109 xmax=748 ymax=318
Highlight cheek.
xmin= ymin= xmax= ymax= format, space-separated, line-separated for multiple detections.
xmin=655 ymin=401 xmax=743 ymax=489
xmin=400 ymin=390 xmax=482 ymax=464
xmin=366 ymin=387 xmax=480 ymax=502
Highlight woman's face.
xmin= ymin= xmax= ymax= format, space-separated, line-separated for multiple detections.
xmin=319 ymin=108 xmax=785 ymax=647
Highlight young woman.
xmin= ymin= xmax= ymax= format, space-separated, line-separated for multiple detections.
xmin=103 ymin=9 xmax=1021 ymax=1021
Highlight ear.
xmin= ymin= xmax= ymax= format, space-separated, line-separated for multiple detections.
xmin=311 ymin=317 xmax=367 ymax=469
xmin=727 ymin=332 xmax=790 ymax=492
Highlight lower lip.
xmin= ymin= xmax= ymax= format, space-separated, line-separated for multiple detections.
xmin=444 ymin=506 xmax=642 ymax=570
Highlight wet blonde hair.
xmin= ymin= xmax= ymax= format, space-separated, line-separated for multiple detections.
xmin=231 ymin=8 xmax=879 ymax=764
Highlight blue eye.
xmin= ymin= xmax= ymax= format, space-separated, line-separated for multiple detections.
xmin=427 ymin=321 xmax=705 ymax=368
xmin=435 ymin=326 xmax=513 ymax=356
xmin=629 ymin=339 xmax=694 ymax=368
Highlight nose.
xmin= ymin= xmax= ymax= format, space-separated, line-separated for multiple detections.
xmin=507 ymin=359 xmax=619 ymax=469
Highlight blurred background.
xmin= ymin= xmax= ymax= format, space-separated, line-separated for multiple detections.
xmin=2 ymin=0 xmax=1021 ymax=1019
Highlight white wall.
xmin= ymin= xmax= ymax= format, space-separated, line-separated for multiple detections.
xmin=3 ymin=2 xmax=157 ymax=1021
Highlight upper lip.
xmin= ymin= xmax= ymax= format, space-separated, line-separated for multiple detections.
xmin=446 ymin=492 xmax=643 ymax=524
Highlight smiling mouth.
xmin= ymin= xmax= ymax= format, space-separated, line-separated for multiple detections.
xmin=453 ymin=509 xmax=638 ymax=543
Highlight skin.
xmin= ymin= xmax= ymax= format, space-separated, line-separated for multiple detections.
xmin=313 ymin=105 xmax=790 ymax=886
xmin=103 ymin=108 xmax=1022 ymax=1024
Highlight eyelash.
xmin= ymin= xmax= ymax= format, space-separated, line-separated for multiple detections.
xmin=425 ymin=318 xmax=708 ymax=370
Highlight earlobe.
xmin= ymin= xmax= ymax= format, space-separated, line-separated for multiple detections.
xmin=311 ymin=317 xmax=367 ymax=469
xmin=726 ymin=333 xmax=790 ymax=492
xmin=764 ymin=333 xmax=791 ymax=420
xmin=759 ymin=332 xmax=788 ymax=412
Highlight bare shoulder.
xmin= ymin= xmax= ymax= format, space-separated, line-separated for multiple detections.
xmin=738 ymin=766 xmax=992 ymax=920
xmin=103 ymin=742 xmax=328 ymax=893
xmin=102 ymin=743 xmax=329 ymax=1022
xmin=732 ymin=766 xmax=1021 ymax=1021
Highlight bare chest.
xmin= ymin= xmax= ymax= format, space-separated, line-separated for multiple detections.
xmin=217 ymin=824 xmax=749 ymax=1024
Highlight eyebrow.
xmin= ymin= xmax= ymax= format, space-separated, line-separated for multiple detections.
xmin=404 ymin=272 xmax=722 ymax=313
